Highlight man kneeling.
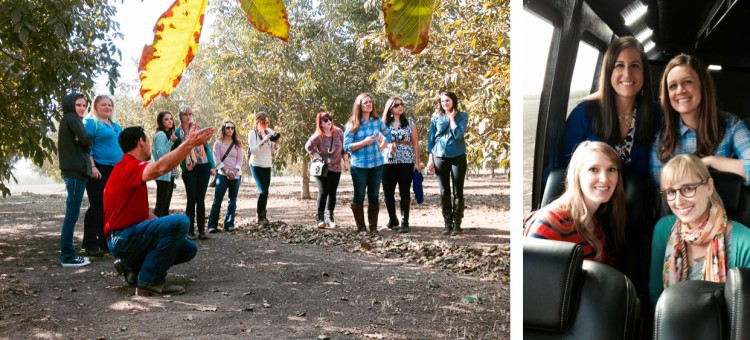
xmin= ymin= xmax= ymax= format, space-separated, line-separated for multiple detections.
xmin=104 ymin=126 xmax=214 ymax=295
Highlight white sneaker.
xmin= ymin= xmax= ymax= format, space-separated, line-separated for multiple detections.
xmin=61 ymin=256 xmax=91 ymax=267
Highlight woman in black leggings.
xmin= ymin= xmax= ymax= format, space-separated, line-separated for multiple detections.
xmin=305 ymin=112 xmax=345 ymax=228
xmin=426 ymin=91 xmax=468 ymax=236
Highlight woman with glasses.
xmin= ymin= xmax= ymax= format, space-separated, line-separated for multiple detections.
xmin=207 ymin=122 xmax=244 ymax=232
xmin=649 ymin=154 xmax=750 ymax=306
xmin=651 ymin=54 xmax=750 ymax=187
xmin=153 ymin=111 xmax=180 ymax=217
xmin=248 ymin=112 xmax=280 ymax=225
xmin=427 ymin=91 xmax=469 ymax=236
xmin=83 ymin=95 xmax=123 ymax=257
xmin=305 ymin=112 xmax=344 ymax=228
xmin=525 ymin=141 xmax=626 ymax=265
xmin=379 ymin=97 xmax=420 ymax=233
xmin=176 ymin=105 xmax=216 ymax=240
xmin=344 ymin=93 xmax=392 ymax=236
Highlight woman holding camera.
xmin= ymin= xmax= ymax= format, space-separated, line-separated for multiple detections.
xmin=248 ymin=112 xmax=280 ymax=225
xmin=306 ymin=112 xmax=344 ymax=228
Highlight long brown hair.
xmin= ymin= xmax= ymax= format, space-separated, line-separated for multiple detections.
xmin=585 ymin=36 xmax=657 ymax=145
xmin=220 ymin=121 xmax=242 ymax=148
xmin=553 ymin=141 xmax=626 ymax=259
xmin=657 ymin=54 xmax=724 ymax=163
xmin=382 ymin=97 xmax=408 ymax=127
xmin=347 ymin=93 xmax=378 ymax=134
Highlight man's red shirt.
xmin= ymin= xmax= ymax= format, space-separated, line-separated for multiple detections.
xmin=104 ymin=154 xmax=150 ymax=236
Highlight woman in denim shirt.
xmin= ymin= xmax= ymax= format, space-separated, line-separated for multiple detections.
xmin=427 ymin=91 xmax=468 ymax=236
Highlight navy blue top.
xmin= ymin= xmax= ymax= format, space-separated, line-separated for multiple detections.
xmin=561 ymin=101 xmax=660 ymax=177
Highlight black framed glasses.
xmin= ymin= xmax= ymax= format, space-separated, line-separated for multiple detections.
xmin=660 ymin=180 xmax=707 ymax=201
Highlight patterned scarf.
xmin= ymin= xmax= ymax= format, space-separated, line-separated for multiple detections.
xmin=663 ymin=204 xmax=728 ymax=288
xmin=179 ymin=123 xmax=208 ymax=168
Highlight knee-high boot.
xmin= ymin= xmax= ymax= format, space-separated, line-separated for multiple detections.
xmin=440 ymin=195 xmax=453 ymax=236
xmin=399 ymin=198 xmax=410 ymax=233
xmin=367 ymin=203 xmax=380 ymax=236
xmin=350 ymin=204 xmax=367 ymax=235
xmin=452 ymin=198 xmax=465 ymax=235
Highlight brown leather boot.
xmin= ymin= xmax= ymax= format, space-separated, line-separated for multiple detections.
xmin=350 ymin=204 xmax=367 ymax=235
xmin=367 ymin=203 xmax=380 ymax=236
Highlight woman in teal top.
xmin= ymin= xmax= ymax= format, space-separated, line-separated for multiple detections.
xmin=649 ymin=154 xmax=750 ymax=307
xmin=83 ymin=95 xmax=123 ymax=257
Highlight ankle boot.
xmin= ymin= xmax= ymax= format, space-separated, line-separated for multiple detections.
xmin=440 ymin=195 xmax=453 ymax=236
xmin=261 ymin=209 xmax=270 ymax=225
xmin=326 ymin=210 xmax=337 ymax=228
xmin=367 ymin=203 xmax=380 ymax=236
xmin=399 ymin=198 xmax=410 ymax=233
xmin=317 ymin=210 xmax=326 ymax=228
xmin=350 ymin=204 xmax=367 ymax=235
xmin=451 ymin=198 xmax=465 ymax=235
xmin=256 ymin=210 xmax=269 ymax=226
xmin=385 ymin=199 xmax=399 ymax=229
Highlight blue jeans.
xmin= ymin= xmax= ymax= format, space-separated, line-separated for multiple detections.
xmin=350 ymin=165 xmax=383 ymax=205
xmin=61 ymin=176 xmax=87 ymax=262
xmin=107 ymin=215 xmax=198 ymax=287
xmin=251 ymin=166 xmax=271 ymax=212
xmin=208 ymin=174 xmax=241 ymax=229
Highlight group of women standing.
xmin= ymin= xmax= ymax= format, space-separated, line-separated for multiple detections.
xmin=524 ymin=36 xmax=750 ymax=308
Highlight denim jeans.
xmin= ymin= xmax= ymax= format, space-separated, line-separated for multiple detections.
xmin=182 ymin=163 xmax=211 ymax=234
xmin=108 ymin=214 xmax=197 ymax=287
xmin=208 ymin=174 xmax=241 ymax=229
xmin=251 ymin=166 xmax=271 ymax=212
xmin=350 ymin=165 xmax=383 ymax=205
xmin=61 ymin=175 xmax=87 ymax=262
xmin=84 ymin=163 xmax=113 ymax=251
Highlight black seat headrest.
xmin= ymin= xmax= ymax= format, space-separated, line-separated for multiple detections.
xmin=725 ymin=267 xmax=750 ymax=340
xmin=654 ymin=280 xmax=727 ymax=340
xmin=541 ymin=168 xmax=566 ymax=208
xmin=523 ymin=238 xmax=583 ymax=332
xmin=710 ymin=169 xmax=743 ymax=212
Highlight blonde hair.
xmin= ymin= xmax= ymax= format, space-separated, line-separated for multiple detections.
xmin=347 ymin=93 xmax=378 ymax=134
xmin=660 ymin=154 xmax=723 ymax=209
xmin=87 ymin=95 xmax=115 ymax=132
xmin=178 ymin=104 xmax=193 ymax=125
xmin=553 ymin=141 xmax=626 ymax=259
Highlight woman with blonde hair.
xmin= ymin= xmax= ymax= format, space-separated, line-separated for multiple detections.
xmin=649 ymin=154 xmax=750 ymax=305
xmin=176 ymin=105 xmax=216 ymax=240
xmin=525 ymin=141 xmax=626 ymax=264
xmin=248 ymin=111 xmax=280 ymax=225
xmin=83 ymin=95 xmax=123 ymax=257
xmin=344 ymin=93 xmax=392 ymax=236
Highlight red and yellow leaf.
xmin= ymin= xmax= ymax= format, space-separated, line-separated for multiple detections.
xmin=236 ymin=0 xmax=290 ymax=42
xmin=139 ymin=0 xmax=208 ymax=107
xmin=383 ymin=0 xmax=436 ymax=54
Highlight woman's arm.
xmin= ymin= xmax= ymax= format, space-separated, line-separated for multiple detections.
xmin=448 ymin=111 xmax=468 ymax=140
xmin=68 ymin=116 xmax=92 ymax=151
xmin=305 ymin=133 xmax=321 ymax=158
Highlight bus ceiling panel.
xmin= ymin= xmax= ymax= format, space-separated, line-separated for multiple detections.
xmin=693 ymin=0 xmax=750 ymax=70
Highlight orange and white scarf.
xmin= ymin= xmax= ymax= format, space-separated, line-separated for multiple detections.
xmin=663 ymin=204 xmax=728 ymax=288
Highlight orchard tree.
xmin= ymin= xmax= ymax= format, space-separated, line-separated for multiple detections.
xmin=0 ymin=0 xmax=121 ymax=195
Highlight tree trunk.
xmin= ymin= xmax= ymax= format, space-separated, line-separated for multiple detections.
xmin=301 ymin=159 xmax=311 ymax=199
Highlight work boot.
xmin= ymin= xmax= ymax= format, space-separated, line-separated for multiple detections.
xmin=451 ymin=198 xmax=465 ymax=235
xmin=326 ymin=210 xmax=337 ymax=228
xmin=367 ymin=203 xmax=380 ymax=236
xmin=440 ymin=195 xmax=453 ymax=236
xmin=399 ymin=198 xmax=410 ymax=234
xmin=350 ymin=204 xmax=367 ymax=235
xmin=385 ymin=199 xmax=399 ymax=230
xmin=317 ymin=210 xmax=326 ymax=228
xmin=256 ymin=210 xmax=269 ymax=226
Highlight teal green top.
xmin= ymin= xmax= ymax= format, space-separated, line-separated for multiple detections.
xmin=649 ymin=214 xmax=750 ymax=307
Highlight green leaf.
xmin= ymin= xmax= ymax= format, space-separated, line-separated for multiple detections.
xmin=236 ymin=0 xmax=290 ymax=42
xmin=382 ymin=0 xmax=436 ymax=54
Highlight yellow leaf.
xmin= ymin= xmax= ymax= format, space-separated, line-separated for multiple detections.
xmin=383 ymin=0 xmax=436 ymax=55
xmin=139 ymin=0 xmax=208 ymax=108
xmin=236 ymin=0 xmax=290 ymax=42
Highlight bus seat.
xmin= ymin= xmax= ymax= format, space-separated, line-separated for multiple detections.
xmin=709 ymin=169 xmax=750 ymax=227
xmin=540 ymin=167 xmax=565 ymax=208
xmin=524 ymin=238 xmax=640 ymax=340
xmin=653 ymin=267 xmax=750 ymax=340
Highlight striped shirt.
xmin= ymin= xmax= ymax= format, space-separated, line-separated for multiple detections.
xmin=524 ymin=208 xmax=612 ymax=264
xmin=651 ymin=113 xmax=750 ymax=186
xmin=344 ymin=118 xmax=392 ymax=169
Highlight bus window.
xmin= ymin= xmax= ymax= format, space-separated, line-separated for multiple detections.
xmin=566 ymin=41 xmax=600 ymax=116
xmin=522 ymin=8 xmax=554 ymax=215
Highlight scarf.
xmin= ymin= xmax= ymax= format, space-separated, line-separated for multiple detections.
xmin=180 ymin=123 xmax=208 ymax=168
xmin=663 ymin=204 xmax=728 ymax=288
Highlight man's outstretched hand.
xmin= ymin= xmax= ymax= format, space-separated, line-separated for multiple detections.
xmin=184 ymin=127 xmax=215 ymax=147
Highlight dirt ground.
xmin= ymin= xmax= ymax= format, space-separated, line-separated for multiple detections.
xmin=0 ymin=173 xmax=509 ymax=339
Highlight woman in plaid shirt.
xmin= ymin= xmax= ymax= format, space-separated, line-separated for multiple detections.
xmin=344 ymin=93 xmax=392 ymax=236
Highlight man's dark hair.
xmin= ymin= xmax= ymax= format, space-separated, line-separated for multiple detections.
xmin=119 ymin=126 xmax=147 ymax=153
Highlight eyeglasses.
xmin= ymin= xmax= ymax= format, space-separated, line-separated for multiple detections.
xmin=660 ymin=180 xmax=707 ymax=201
xmin=393 ymin=103 xmax=403 ymax=108
xmin=321 ymin=117 xmax=331 ymax=123
xmin=181 ymin=112 xmax=193 ymax=117
xmin=225 ymin=126 xmax=235 ymax=130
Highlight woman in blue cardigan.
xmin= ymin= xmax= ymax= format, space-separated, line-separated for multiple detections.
xmin=649 ymin=154 xmax=750 ymax=306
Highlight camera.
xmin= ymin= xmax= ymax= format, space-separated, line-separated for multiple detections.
xmin=269 ymin=132 xmax=281 ymax=142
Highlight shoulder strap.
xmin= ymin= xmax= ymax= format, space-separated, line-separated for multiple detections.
xmin=220 ymin=141 xmax=235 ymax=162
